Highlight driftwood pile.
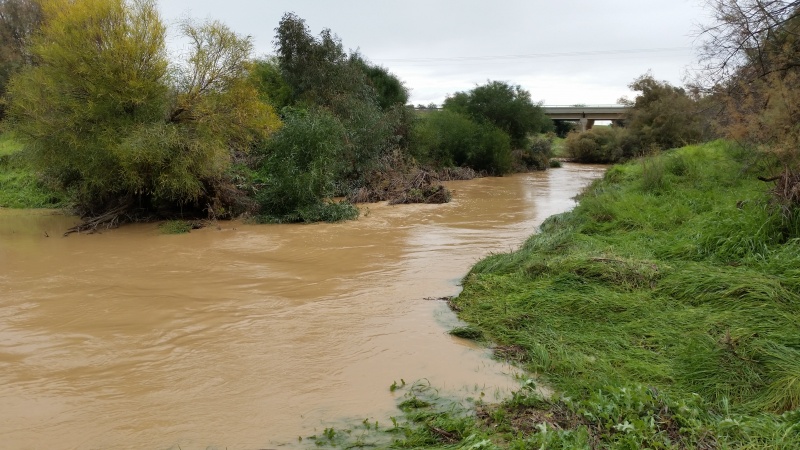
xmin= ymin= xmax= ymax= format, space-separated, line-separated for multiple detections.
xmin=347 ymin=152 xmax=477 ymax=205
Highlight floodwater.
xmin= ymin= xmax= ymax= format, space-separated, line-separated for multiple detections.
xmin=0 ymin=163 xmax=604 ymax=449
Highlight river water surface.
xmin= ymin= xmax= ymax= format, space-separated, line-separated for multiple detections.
xmin=0 ymin=163 xmax=604 ymax=449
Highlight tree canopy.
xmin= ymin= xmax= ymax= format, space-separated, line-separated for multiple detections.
xmin=272 ymin=12 xmax=407 ymax=185
xmin=4 ymin=0 xmax=280 ymax=215
xmin=620 ymin=73 xmax=705 ymax=151
xmin=443 ymin=80 xmax=552 ymax=148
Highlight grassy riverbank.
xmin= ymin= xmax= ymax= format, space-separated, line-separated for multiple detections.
xmin=0 ymin=134 xmax=66 ymax=208
xmin=447 ymin=140 xmax=800 ymax=448
xmin=313 ymin=140 xmax=800 ymax=449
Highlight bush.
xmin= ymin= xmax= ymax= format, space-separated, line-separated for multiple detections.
xmin=5 ymin=2 xmax=280 ymax=215
xmin=512 ymin=134 xmax=552 ymax=171
xmin=410 ymin=110 xmax=512 ymax=175
xmin=256 ymin=200 xmax=359 ymax=224
xmin=273 ymin=13 xmax=405 ymax=187
xmin=563 ymin=126 xmax=633 ymax=163
xmin=158 ymin=220 xmax=192 ymax=234
xmin=253 ymin=108 xmax=355 ymax=222
xmin=621 ymin=73 xmax=707 ymax=151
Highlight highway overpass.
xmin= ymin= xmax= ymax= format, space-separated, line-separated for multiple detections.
xmin=542 ymin=105 xmax=629 ymax=131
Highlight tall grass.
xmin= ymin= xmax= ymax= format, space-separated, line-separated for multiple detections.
xmin=0 ymin=133 xmax=68 ymax=208
xmin=304 ymin=140 xmax=800 ymax=449
xmin=446 ymin=140 xmax=800 ymax=447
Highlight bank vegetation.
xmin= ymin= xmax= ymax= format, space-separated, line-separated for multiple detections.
xmin=0 ymin=0 xmax=556 ymax=230
xmin=303 ymin=1 xmax=800 ymax=448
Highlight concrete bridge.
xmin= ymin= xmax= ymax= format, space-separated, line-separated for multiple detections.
xmin=542 ymin=105 xmax=629 ymax=131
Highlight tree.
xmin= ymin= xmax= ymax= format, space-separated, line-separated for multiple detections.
xmin=274 ymin=12 xmax=372 ymax=109
xmin=4 ymin=0 xmax=280 ymax=217
xmin=442 ymin=80 xmax=552 ymax=148
xmin=250 ymin=57 xmax=292 ymax=111
xmin=697 ymin=1 xmax=800 ymax=205
xmin=620 ymin=73 xmax=705 ymax=151
xmin=698 ymin=0 xmax=800 ymax=85
xmin=273 ymin=13 xmax=405 ymax=185
xmin=410 ymin=110 xmax=512 ymax=174
xmin=350 ymin=54 xmax=409 ymax=110
xmin=0 ymin=0 xmax=42 ymax=119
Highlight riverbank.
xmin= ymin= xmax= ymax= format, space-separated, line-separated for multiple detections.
xmin=320 ymin=140 xmax=799 ymax=448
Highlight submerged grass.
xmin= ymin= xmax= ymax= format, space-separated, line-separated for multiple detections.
xmin=311 ymin=140 xmax=800 ymax=449
xmin=158 ymin=220 xmax=193 ymax=234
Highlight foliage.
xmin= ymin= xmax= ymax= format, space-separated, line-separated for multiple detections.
xmin=553 ymin=119 xmax=578 ymax=138
xmin=0 ymin=133 xmax=66 ymax=208
xmin=697 ymin=1 xmax=800 ymax=206
xmin=697 ymin=0 xmax=800 ymax=85
xmin=443 ymin=80 xmax=553 ymax=148
xmin=511 ymin=134 xmax=552 ymax=171
xmin=253 ymin=107 xmax=358 ymax=223
xmin=410 ymin=110 xmax=512 ymax=175
xmin=256 ymin=200 xmax=359 ymax=224
xmin=620 ymin=73 xmax=706 ymax=151
xmin=158 ymin=220 xmax=192 ymax=234
xmin=449 ymin=141 xmax=800 ymax=445
xmin=249 ymin=57 xmax=292 ymax=111
xmin=563 ymin=125 xmax=631 ymax=163
xmin=0 ymin=0 xmax=41 ymax=120
xmin=3 ymin=0 xmax=280 ymax=215
xmin=274 ymin=12 xmax=365 ymax=108
xmin=5 ymin=0 xmax=170 ymax=210
xmin=273 ymin=13 xmax=405 ymax=186
xmin=350 ymin=54 xmax=409 ymax=110
xmin=309 ymin=141 xmax=798 ymax=450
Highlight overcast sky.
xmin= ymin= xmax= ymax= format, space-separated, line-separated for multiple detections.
xmin=158 ymin=0 xmax=713 ymax=106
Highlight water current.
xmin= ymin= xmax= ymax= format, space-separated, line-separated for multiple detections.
xmin=0 ymin=163 xmax=604 ymax=449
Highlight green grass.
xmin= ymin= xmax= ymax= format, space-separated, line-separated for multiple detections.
xmin=254 ymin=200 xmax=359 ymax=224
xmin=0 ymin=132 xmax=23 ymax=157
xmin=0 ymin=133 xmax=68 ymax=208
xmin=550 ymin=136 xmax=567 ymax=158
xmin=158 ymin=220 xmax=193 ymax=234
xmin=311 ymin=140 xmax=800 ymax=449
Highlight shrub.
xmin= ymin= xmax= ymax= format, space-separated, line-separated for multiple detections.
xmin=256 ymin=200 xmax=359 ymax=224
xmin=512 ymin=134 xmax=552 ymax=171
xmin=273 ymin=13 xmax=404 ymax=187
xmin=253 ymin=108 xmax=354 ymax=222
xmin=158 ymin=220 xmax=192 ymax=234
xmin=410 ymin=110 xmax=512 ymax=175
xmin=621 ymin=73 xmax=707 ymax=151
xmin=563 ymin=126 xmax=632 ymax=163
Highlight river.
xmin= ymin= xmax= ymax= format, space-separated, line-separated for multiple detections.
xmin=0 ymin=163 xmax=604 ymax=449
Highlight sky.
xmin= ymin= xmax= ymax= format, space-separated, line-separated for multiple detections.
xmin=157 ymin=0 xmax=714 ymax=107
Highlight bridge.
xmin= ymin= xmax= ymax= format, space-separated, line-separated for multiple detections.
xmin=542 ymin=105 xmax=629 ymax=131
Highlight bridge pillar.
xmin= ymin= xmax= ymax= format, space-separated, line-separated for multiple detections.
xmin=579 ymin=118 xmax=596 ymax=132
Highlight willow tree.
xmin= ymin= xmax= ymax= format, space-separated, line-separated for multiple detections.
xmin=0 ymin=0 xmax=41 ymax=119
xmin=4 ymin=0 xmax=280 ymax=219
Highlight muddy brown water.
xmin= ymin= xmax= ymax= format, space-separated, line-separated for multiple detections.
xmin=0 ymin=163 xmax=604 ymax=449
